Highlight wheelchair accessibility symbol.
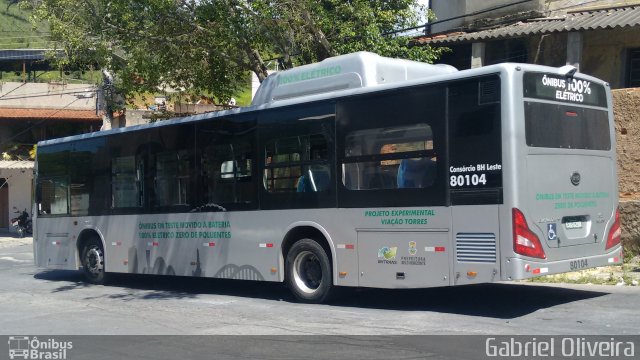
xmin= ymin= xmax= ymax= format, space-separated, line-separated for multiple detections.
xmin=547 ymin=223 xmax=558 ymax=241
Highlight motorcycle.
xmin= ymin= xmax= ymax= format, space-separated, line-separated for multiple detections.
xmin=11 ymin=209 xmax=32 ymax=238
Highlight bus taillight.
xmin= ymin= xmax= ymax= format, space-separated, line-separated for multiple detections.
xmin=606 ymin=208 xmax=621 ymax=250
xmin=512 ymin=208 xmax=546 ymax=259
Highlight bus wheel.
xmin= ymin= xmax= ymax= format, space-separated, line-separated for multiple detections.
xmin=81 ymin=238 xmax=107 ymax=284
xmin=286 ymin=239 xmax=333 ymax=303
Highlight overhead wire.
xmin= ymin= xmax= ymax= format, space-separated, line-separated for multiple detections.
xmin=0 ymin=88 xmax=98 ymax=102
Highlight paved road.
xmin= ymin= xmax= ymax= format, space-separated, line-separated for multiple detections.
xmin=1 ymin=238 xmax=639 ymax=337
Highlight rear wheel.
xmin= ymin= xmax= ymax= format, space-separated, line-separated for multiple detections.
xmin=81 ymin=238 xmax=107 ymax=284
xmin=285 ymin=239 xmax=333 ymax=303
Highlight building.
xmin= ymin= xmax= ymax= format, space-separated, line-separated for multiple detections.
xmin=420 ymin=0 xmax=640 ymax=89
xmin=0 ymin=49 xmax=101 ymax=232
xmin=0 ymin=161 xmax=33 ymax=230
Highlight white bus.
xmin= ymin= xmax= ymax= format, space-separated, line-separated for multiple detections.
xmin=34 ymin=52 xmax=622 ymax=303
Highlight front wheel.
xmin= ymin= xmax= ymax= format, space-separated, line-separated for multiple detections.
xmin=285 ymin=239 xmax=333 ymax=303
xmin=81 ymin=238 xmax=107 ymax=284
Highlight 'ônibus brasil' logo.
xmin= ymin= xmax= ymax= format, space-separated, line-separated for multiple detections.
xmin=8 ymin=336 xmax=73 ymax=360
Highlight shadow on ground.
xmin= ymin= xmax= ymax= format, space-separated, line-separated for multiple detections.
xmin=34 ymin=269 xmax=608 ymax=319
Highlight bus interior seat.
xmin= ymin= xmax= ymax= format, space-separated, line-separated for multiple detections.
xmin=297 ymin=167 xmax=330 ymax=192
xmin=397 ymin=158 xmax=437 ymax=188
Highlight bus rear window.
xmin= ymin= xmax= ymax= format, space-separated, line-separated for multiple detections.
xmin=524 ymin=102 xmax=611 ymax=150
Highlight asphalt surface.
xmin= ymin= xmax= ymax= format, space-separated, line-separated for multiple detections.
xmin=1 ymin=236 xmax=639 ymax=359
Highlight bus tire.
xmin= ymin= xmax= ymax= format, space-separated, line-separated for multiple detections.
xmin=81 ymin=237 xmax=107 ymax=285
xmin=285 ymin=238 xmax=333 ymax=303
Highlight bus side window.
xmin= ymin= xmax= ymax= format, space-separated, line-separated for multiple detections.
xmin=342 ymin=124 xmax=436 ymax=190
xmin=264 ymin=134 xmax=329 ymax=193
xmin=112 ymin=156 xmax=144 ymax=208
xmin=201 ymin=142 xmax=254 ymax=207
xmin=155 ymin=150 xmax=190 ymax=206
xmin=397 ymin=157 xmax=437 ymax=189
xmin=38 ymin=178 xmax=69 ymax=215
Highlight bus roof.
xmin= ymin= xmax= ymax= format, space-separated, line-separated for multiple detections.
xmin=251 ymin=51 xmax=457 ymax=106
xmin=37 ymin=55 xmax=607 ymax=147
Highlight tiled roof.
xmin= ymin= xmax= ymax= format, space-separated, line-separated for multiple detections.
xmin=0 ymin=108 xmax=100 ymax=121
xmin=415 ymin=6 xmax=640 ymax=45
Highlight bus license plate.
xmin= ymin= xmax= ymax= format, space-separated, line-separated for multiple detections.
xmin=570 ymin=259 xmax=589 ymax=271
xmin=565 ymin=221 xmax=582 ymax=229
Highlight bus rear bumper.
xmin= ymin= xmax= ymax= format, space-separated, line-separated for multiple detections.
xmin=504 ymin=246 xmax=624 ymax=281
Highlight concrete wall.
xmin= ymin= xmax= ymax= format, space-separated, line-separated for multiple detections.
xmin=0 ymin=82 xmax=98 ymax=110
xmin=613 ymin=87 xmax=640 ymax=249
xmin=613 ymin=87 xmax=640 ymax=196
xmin=547 ymin=0 xmax=640 ymax=15
xmin=582 ymin=28 xmax=640 ymax=89
xmin=430 ymin=0 xmax=640 ymax=33
xmin=118 ymin=110 xmax=151 ymax=128
xmin=526 ymin=33 xmax=568 ymax=67
xmin=430 ymin=0 xmax=543 ymax=33
xmin=620 ymin=200 xmax=640 ymax=251
xmin=516 ymin=27 xmax=639 ymax=88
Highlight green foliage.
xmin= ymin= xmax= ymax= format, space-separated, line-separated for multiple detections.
xmin=29 ymin=144 xmax=36 ymax=160
xmin=29 ymin=0 xmax=445 ymax=103
xmin=0 ymin=70 xmax=102 ymax=83
xmin=0 ymin=0 xmax=49 ymax=49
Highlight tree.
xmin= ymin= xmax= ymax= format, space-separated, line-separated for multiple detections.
xmin=29 ymin=0 xmax=445 ymax=103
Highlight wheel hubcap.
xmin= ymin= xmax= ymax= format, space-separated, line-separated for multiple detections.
xmin=85 ymin=246 xmax=104 ymax=277
xmin=293 ymin=250 xmax=322 ymax=294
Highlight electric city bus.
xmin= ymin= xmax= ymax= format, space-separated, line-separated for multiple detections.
xmin=33 ymin=52 xmax=622 ymax=303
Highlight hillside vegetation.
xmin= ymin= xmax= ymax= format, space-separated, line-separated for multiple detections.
xmin=0 ymin=0 xmax=50 ymax=49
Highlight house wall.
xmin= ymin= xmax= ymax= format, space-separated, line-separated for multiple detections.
xmin=429 ymin=0 xmax=640 ymax=33
xmin=514 ymin=27 xmax=640 ymax=88
xmin=611 ymin=88 xmax=640 ymax=248
xmin=612 ymin=87 xmax=640 ymax=197
xmin=547 ymin=0 xmax=640 ymax=15
xmin=0 ymin=166 xmax=33 ymax=232
xmin=430 ymin=0 xmax=543 ymax=33
xmin=526 ymin=33 xmax=568 ymax=67
xmin=582 ymin=28 xmax=640 ymax=88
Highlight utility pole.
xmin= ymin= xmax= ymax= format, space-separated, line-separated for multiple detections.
xmin=100 ymin=69 xmax=115 ymax=130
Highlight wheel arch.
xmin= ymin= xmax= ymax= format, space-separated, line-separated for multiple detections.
xmin=76 ymin=228 xmax=106 ymax=270
xmin=281 ymin=222 xmax=336 ymax=283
